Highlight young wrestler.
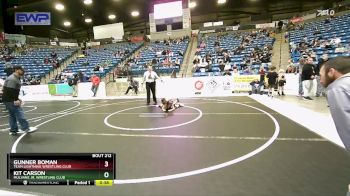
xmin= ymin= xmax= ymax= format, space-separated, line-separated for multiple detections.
xmin=158 ymin=98 xmax=184 ymax=112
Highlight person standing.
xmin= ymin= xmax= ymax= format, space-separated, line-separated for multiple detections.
xmin=142 ymin=66 xmax=161 ymax=105
xmin=297 ymin=58 xmax=307 ymax=97
xmin=125 ymin=76 xmax=138 ymax=95
xmin=2 ymin=66 xmax=37 ymax=135
xmin=320 ymin=57 xmax=350 ymax=152
xmin=301 ymin=61 xmax=316 ymax=100
xmin=266 ymin=66 xmax=278 ymax=98
xmin=315 ymin=54 xmax=328 ymax=97
xmin=91 ymin=73 xmax=100 ymax=97
xmin=72 ymin=74 xmax=79 ymax=97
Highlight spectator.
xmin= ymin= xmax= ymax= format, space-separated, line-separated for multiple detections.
xmin=278 ymin=70 xmax=286 ymax=96
xmin=249 ymin=78 xmax=262 ymax=95
xmin=2 ymin=66 xmax=37 ymax=135
xmin=266 ymin=66 xmax=278 ymax=97
xmin=69 ymin=74 xmax=79 ymax=97
xmin=125 ymin=76 xmax=139 ymax=95
xmin=301 ymin=62 xmax=316 ymax=100
xmin=44 ymin=57 xmax=50 ymax=64
xmin=90 ymin=73 xmax=100 ymax=97
xmin=320 ymin=57 xmax=350 ymax=152
xmin=315 ymin=54 xmax=328 ymax=97
xmin=258 ymin=66 xmax=266 ymax=85
xmin=51 ymin=50 xmax=57 ymax=59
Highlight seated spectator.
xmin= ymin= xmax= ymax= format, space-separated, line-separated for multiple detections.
xmin=286 ymin=65 xmax=295 ymax=73
xmin=51 ymin=50 xmax=58 ymax=59
xmin=224 ymin=62 xmax=232 ymax=72
xmin=93 ymin=65 xmax=100 ymax=72
xmin=232 ymin=68 xmax=240 ymax=76
xmin=44 ymin=57 xmax=50 ymax=64
xmin=223 ymin=69 xmax=232 ymax=76
xmin=331 ymin=36 xmax=341 ymax=47
xmin=199 ymin=41 xmax=206 ymax=49
xmin=249 ymin=79 xmax=262 ymax=95
xmin=162 ymin=57 xmax=171 ymax=67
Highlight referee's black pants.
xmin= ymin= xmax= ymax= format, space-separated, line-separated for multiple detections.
xmin=146 ymin=82 xmax=157 ymax=104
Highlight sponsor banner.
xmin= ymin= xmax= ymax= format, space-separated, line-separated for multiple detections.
xmin=59 ymin=42 xmax=79 ymax=47
xmin=226 ymin=25 xmax=240 ymax=31
xmin=256 ymin=22 xmax=275 ymax=29
xmin=15 ymin=12 xmax=51 ymax=26
xmin=48 ymin=84 xmax=72 ymax=96
xmin=233 ymin=75 xmax=260 ymax=91
xmin=20 ymin=85 xmax=50 ymax=99
xmin=20 ymin=82 xmax=106 ymax=100
xmin=183 ymin=8 xmax=191 ymax=29
xmin=200 ymin=29 xmax=216 ymax=34
xmin=87 ymin=42 xmax=100 ymax=46
xmin=4 ymin=33 xmax=26 ymax=44
xmin=157 ymin=76 xmax=234 ymax=98
xmin=213 ymin=21 xmax=224 ymax=26
xmin=203 ymin=22 xmax=213 ymax=27
xmin=149 ymin=13 xmax=156 ymax=33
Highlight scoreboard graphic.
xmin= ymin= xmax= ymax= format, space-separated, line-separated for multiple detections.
xmin=7 ymin=153 xmax=116 ymax=186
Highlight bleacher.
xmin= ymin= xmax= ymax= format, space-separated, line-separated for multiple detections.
xmin=289 ymin=13 xmax=350 ymax=63
xmin=60 ymin=42 xmax=143 ymax=81
xmin=0 ymin=47 xmax=77 ymax=81
xmin=193 ymin=32 xmax=275 ymax=77
xmin=129 ymin=38 xmax=189 ymax=76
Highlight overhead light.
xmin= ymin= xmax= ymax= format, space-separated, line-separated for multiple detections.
xmin=85 ymin=18 xmax=92 ymax=23
xmin=55 ymin=3 xmax=65 ymax=11
xmin=83 ymin=0 xmax=92 ymax=5
xmin=218 ymin=0 xmax=227 ymax=4
xmin=189 ymin=2 xmax=197 ymax=8
xmin=108 ymin=14 xmax=116 ymax=19
xmin=131 ymin=11 xmax=139 ymax=17
xmin=63 ymin=21 xmax=71 ymax=26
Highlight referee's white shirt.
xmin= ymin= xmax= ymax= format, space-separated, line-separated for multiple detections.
xmin=143 ymin=71 xmax=160 ymax=83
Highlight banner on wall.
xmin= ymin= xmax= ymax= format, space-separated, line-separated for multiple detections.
xmin=182 ymin=8 xmax=191 ymax=29
xmin=59 ymin=42 xmax=79 ymax=47
xmin=4 ymin=33 xmax=26 ymax=44
xmin=233 ymin=75 xmax=259 ymax=91
xmin=157 ymin=76 xmax=235 ymax=98
xmin=20 ymin=82 xmax=106 ymax=101
xmin=256 ymin=23 xmax=275 ymax=29
xmin=226 ymin=25 xmax=240 ymax=31
xmin=21 ymin=85 xmax=50 ymax=99
xmin=149 ymin=13 xmax=156 ymax=33
xmin=157 ymin=74 xmax=301 ymax=98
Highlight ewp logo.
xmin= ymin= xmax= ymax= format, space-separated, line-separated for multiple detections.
xmin=15 ymin=12 xmax=51 ymax=26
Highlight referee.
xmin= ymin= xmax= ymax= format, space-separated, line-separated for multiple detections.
xmin=142 ymin=66 xmax=161 ymax=105
xmin=2 ymin=66 xmax=37 ymax=135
